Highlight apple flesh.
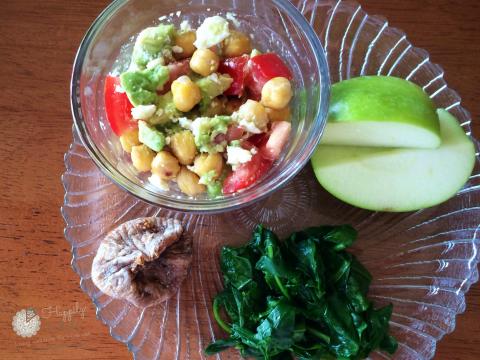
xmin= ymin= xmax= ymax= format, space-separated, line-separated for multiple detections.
xmin=312 ymin=109 xmax=476 ymax=212
xmin=321 ymin=76 xmax=441 ymax=149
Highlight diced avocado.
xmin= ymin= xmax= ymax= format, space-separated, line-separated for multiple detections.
xmin=120 ymin=64 xmax=170 ymax=106
xmin=138 ymin=120 xmax=166 ymax=152
xmin=181 ymin=115 xmax=232 ymax=153
xmin=156 ymin=121 xmax=183 ymax=136
xmin=196 ymin=74 xmax=233 ymax=112
xmin=149 ymin=92 xmax=182 ymax=125
xmin=199 ymin=170 xmax=224 ymax=198
xmin=131 ymin=24 xmax=175 ymax=69
xmin=194 ymin=16 xmax=230 ymax=49
xmin=207 ymin=182 xmax=222 ymax=198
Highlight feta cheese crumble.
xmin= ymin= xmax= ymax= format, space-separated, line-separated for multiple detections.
xmin=194 ymin=16 xmax=230 ymax=49
xmin=227 ymin=146 xmax=253 ymax=168
xmin=131 ymin=104 xmax=157 ymax=120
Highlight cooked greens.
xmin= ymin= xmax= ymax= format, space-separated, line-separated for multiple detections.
xmin=205 ymin=225 xmax=397 ymax=359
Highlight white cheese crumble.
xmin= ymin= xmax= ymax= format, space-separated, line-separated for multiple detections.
xmin=238 ymin=118 xmax=262 ymax=134
xmin=190 ymin=117 xmax=209 ymax=138
xmin=131 ymin=105 xmax=157 ymax=120
xmin=232 ymin=109 xmax=262 ymax=134
xmin=227 ymin=146 xmax=253 ymax=167
xmin=194 ymin=16 xmax=230 ymax=49
xmin=179 ymin=117 xmax=193 ymax=130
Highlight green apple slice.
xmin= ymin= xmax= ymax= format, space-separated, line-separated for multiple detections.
xmin=312 ymin=109 xmax=476 ymax=212
xmin=321 ymin=76 xmax=441 ymax=149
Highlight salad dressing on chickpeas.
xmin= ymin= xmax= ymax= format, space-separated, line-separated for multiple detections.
xmin=104 ymin=15 xmax=293 ymax=198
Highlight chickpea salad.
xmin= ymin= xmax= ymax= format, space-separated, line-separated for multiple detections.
xmin=105 ymin=15 xmax=293 ymax=198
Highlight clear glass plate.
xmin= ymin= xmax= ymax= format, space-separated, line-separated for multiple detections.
xmin=62 ymin=0 xmax=480 ymax=359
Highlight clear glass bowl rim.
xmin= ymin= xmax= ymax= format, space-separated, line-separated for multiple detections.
xmin=70 ymin=0 xmax=331 ymax=213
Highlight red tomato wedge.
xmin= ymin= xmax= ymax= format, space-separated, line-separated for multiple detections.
xmin=260 ymin=121 xmax=292 ymax=161
xmin=223 ymin=153 xmax=273 ymax=194
xmin=245 ymin=53 xmax=293 ymax=99
xmin=159 ymin=59 xmax=191 ymax=94
xmin=104 ymin=76 xmax=135 ymax=136
xmin=247 ymin=133 xmax=269 ymax=148
xmin=218 ymin=55 xmax=249 ymax=96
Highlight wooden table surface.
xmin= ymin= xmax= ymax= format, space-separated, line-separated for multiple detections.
xmin=0 ymin=0 xmax=479 ymax=359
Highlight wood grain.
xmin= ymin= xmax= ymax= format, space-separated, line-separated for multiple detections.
xmin=0 ymin=0 xmax=478 ymax=359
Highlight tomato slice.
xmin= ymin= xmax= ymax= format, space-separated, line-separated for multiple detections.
xmin=104 ymin=76 xmax=136 ymax=136
xmin=218 ymin=55 xmax=249 ymax=96
xmin=159 ymin=59 xmax=192 ymax=95
xmin=223 ymin=153 xmax=273 ymax=194
xmin=247 ymin=133 xmax=269 ymax=148
xmin=260 ymin=121 xmax=292 ymax=161
xmin=245 ymin=53 xmax=293 ymax=99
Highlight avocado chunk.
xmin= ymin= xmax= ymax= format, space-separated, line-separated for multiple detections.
xmin=180 ymin=115 xmax=231 ymax=153
xmin=147 ymin=92 xmax=183 ymax=125
xmin=131 ymin=24 xmax=175 ymax=69
xmin=195 ymin=73 xmax=233 ymax=112
xmin=199 ymin=170 xmax=223 ymax=198
xmin=138 ymin=120 xmax=166 ymax=152
xmin=120 ymin=64 xmax=170 ymax=106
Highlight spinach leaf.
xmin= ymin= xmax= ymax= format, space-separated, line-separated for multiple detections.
xmin=303 ymin=225 xmax=357 ymax=251
xmin=206 ymin=225 xmax=397 ymax=359
xmin=254 ymin=299 xmax=297 ymax=356
xmin=220 ymin=247 xmax=253 ymax=290
xmin=204 ymin=337 xmax=238 ymax=355
xmin=345 ymin=257 xmax=372 ymax=313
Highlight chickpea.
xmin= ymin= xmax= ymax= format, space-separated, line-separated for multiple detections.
xmin=261 ymin=77 xmax=293 ymax=110
xmin=171 ymin=75 xmax=202 ymax=112
xmin=236 ymin=99 xmax=269 ymax=130
xmin=151 ymin=151 xmax=181 ymax=180
xmin=173 ymin=31 xmax=196 ymax=59
xmin=131 ymin=145 xmax=155 ymax=172
xmin=223 ymin=31 xmax=252 ymax=57
xmin=177 ymin=167 xmax=206 ymax=196
xmin=190 ymin=48 xmax=219 ymax=76
xmin=192 ymin=153 xmax=224 ymax=179
xmin=266 ymin=106 xmax=291 ymax=123
xmin=119 ymin=128 xmax=140 ymax=153
xmin=170 ymin=130 xmax=197 ymax=165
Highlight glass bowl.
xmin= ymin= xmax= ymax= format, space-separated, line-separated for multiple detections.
xmin=70 ymin=0 xmax=330 ymax=213
xmin=63 ymin=0 xmax=480 ymax=359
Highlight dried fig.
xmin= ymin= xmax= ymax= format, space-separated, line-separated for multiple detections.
xmin=91 ymin=217 xmax=191 ymax=307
